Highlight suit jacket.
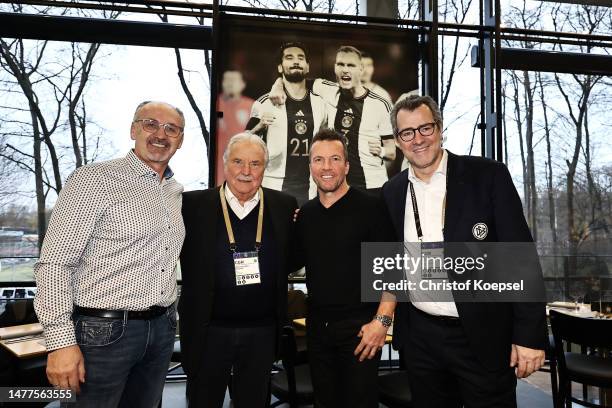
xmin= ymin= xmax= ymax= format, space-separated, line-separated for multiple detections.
xmin=178 ymin=186 xmax=298 ymax=378
xmin=382 ymin=151 xmax=547 ymax=371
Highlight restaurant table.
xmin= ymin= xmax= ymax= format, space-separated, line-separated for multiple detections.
xmin=0 ymin=323 xmax=47 ymax=358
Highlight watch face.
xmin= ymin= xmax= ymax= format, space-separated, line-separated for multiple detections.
xmin=376 ymin=315 xmax=392 ymax=327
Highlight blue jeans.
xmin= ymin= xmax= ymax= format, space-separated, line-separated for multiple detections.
xmin=70 ymin=305 xmax=176 ymax=408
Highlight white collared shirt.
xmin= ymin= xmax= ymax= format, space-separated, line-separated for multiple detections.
xmin=403 ymin=150 xmax=459 ymax=317
xmin=224 ymin=185 xmax=260 ymax=220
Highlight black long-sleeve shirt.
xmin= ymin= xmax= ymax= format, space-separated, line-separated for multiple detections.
xmin=296 ymin=187 xmax=396 ymax=321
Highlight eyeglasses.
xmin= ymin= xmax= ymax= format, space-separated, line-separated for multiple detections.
xmin=134 ymin=119 xmax=183 ymax=138
xmin=396 ymin=122 xmax=437 ymax=142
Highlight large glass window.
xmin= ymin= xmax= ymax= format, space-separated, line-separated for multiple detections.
xmin=437 ymin=35 xmax=482 ymax=156
xmin=497 ymin=0 xmax=612 ymax=311
xmin=502 ymin=68 xmax=612 ymax=311
xmin=503 ymin=0 xmax=612 ymax=37
xmin=0 ymin=39 xmax=210 ymax=283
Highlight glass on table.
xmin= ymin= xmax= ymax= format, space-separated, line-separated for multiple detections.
xmin=569 ymin=280 xmax=587 ymax=312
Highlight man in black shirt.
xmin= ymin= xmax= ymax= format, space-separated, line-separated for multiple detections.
xmin=179 ymin=133 xmax=298 ymax=407
xmin=296 ymin=128 xmax=396 ymax=407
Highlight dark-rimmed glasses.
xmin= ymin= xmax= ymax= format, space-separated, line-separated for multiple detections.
xmin=134 ymin=118 xmax=183 ymax=138
xmin=396 ymin=122 xmax=437 ymax=142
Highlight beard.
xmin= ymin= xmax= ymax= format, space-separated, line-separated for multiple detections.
xmin=284 ymin=70 xmax=306 ymax=83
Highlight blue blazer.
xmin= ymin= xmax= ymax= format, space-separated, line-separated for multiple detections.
xmin=382 ymin=151 xmax=547 ymax=371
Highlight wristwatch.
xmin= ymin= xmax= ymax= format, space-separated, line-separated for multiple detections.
xmin=374 ymin=314 xmax=393 ymax=328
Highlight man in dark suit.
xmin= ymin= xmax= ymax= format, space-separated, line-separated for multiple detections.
xmin=382 ymin=95 xmax=547 ymax=408
xmin=179 ymin=132 xmax=298 ymax=407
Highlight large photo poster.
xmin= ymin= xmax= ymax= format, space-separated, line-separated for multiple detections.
xmin=214 ymin=15 xmax=420 ymax=204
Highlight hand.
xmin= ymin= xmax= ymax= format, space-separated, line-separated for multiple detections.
xmin=249 ymin=112 xmax=276 ymax=134
xmin=510 ymin=344 xmax=545 ymax=378
xmin=259 ymin=111 xmax=276 ymax=127
xmin=382 ymin=139 xmax=396 ymax=161
xmin=46 ymin=345 xmax=86 ymax=392
xmin=354 ymin=320 xmax=388 ymax=362
xmin=368 ymin=140 xmax=383 ymax=158
xmin=269 ymin=79 xmax=286 ymax=106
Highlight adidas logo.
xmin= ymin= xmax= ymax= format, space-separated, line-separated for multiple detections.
xmin=344 ymin=108 xmax=353 ymax=114
xmin=295 ymin=110 xmax=305 ymax=117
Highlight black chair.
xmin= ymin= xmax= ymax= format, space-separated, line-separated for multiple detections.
xmin=378 ymin=371 xmax=413 ymax=408
xmin=538 ymin=333 xmax=560 ymax=408
xmin=287 ymin=289 xmax=308 ymax=364
xmin=270 ymin=326 xmax=314 ymax=408
xmin=549 ymin=309 xmax=612 ymax=408
xmin=0 ymin=299 xmax=38 ymax=327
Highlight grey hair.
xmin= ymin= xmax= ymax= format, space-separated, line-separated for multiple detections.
xmin=390 ymin=95 xmax=443 ymax=136
xmin=222 ymin=132 xmax=270 ymax=167
xmin=132 ymin=101 xmax=185 ymax=127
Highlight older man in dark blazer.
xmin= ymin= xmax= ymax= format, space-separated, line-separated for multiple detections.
xmin=178 ymin=133 xmax=298 ymax=407
xmin=382 ymin=95 xmax=547 ymax=408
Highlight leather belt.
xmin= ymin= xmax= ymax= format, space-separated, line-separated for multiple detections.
xmin=410 ymin=304 xmax=462 ymax=326
xmin=74 ymin=305 xmax=169 ymax=320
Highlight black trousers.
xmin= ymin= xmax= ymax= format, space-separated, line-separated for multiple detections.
xmin=186 ymin=324 xmax=276 ymax=408
xmin=307 ymin=316 xmax=380 ymax=408
xmin=403 ymin=306 xmax=517 ymax=408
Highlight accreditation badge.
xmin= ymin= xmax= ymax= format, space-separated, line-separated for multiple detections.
xmin=233 ymin=251 xmax=261 ymax=286
xmin=420 ymin=242 xmax=446 ymax=280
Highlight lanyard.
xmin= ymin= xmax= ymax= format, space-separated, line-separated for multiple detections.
xmin=219 ymin=185 xmax=264 ymax=252
xmin=408 ymin=180 xmax=446 ymax=242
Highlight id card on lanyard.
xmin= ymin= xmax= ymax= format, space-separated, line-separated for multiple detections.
xmin=409 ymin=181 xmax=447 ymax=280
xmin=233 ymin=251 xmax=261 ymax=286
xmin=420 ymin=241 xmax=446 ymax=280
xmin=220 ymin=185 xmax=264 ymax=286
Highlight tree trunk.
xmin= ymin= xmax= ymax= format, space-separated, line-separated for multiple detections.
xmin=29 ymin=104 xmax=46 ymax=249
xmin=583 ymin=106 xmax=601 ymax=225
xmin=523 ymin=70 xmax=538 ymax=241
xmin=538 ymin=75 xmax=556 ymax=243
xmin=68 ymin=43 xmax=100 ymax=169
xmin=537 ymin=73 xmax=558 ymax=283
xmin=502 ymin=87 xmax=509 ymax=166
xmin=511 ymin=73 xmax=529 ymax=219
xmin=174 ymin=48 xmax=210 ymax=149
